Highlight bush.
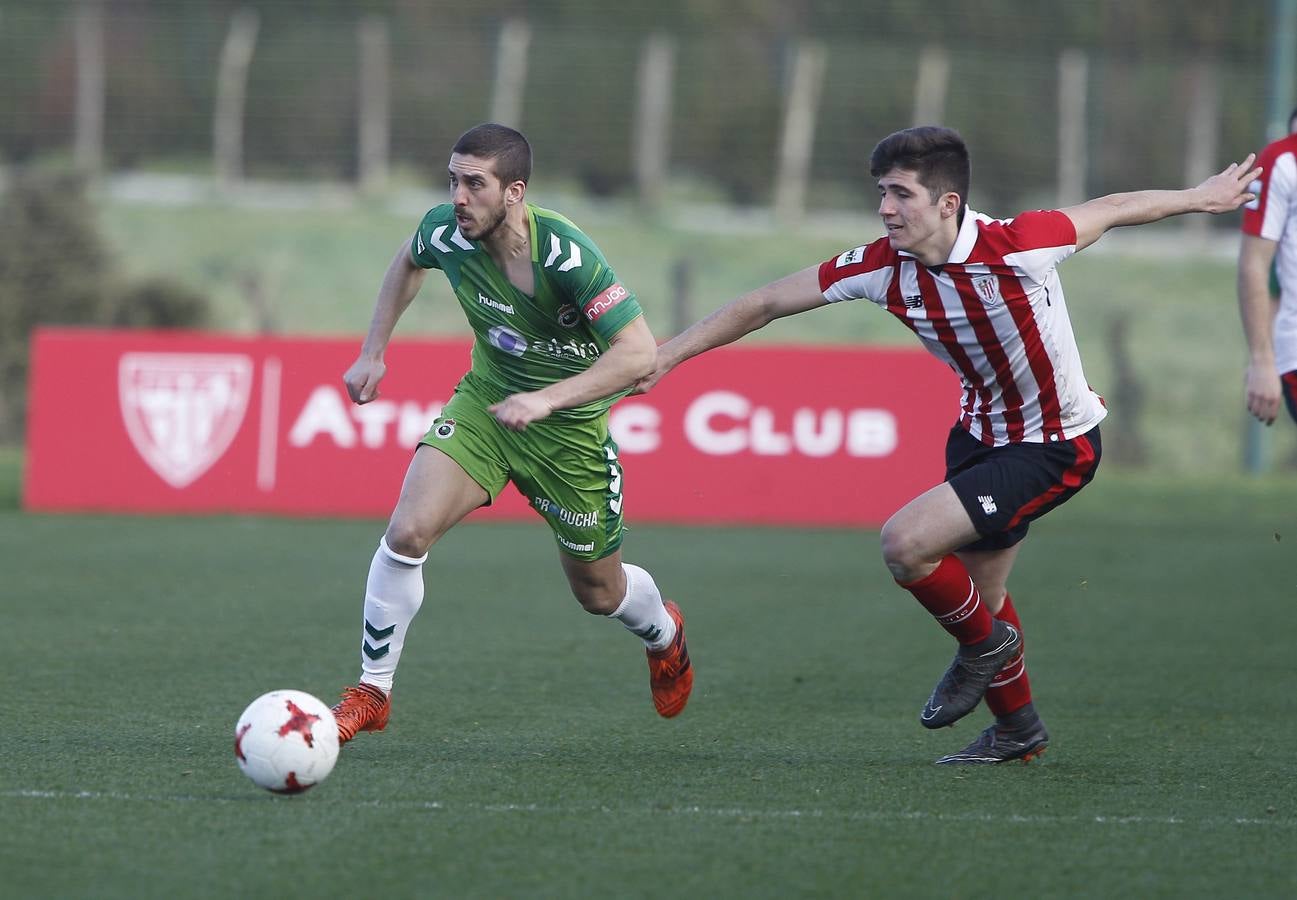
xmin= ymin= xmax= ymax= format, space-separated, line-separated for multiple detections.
xmin=0 ymin=168 xmax=210 ymax=440
xmin=110 ymin=277 xmax=209 ymax=329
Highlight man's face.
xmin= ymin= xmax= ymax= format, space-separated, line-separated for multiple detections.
xmin=876 ymin=167 xmax=949 ymax=255
xmin=448 ymin=152 xmax=510 ymax=240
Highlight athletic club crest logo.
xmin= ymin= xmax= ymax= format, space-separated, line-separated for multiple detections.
xmin=118 ymin=353 xmax=253 ymax=488
xmin=972 ymin=274 xmax=1002 ymax=307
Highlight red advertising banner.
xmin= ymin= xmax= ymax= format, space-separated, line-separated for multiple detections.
xmin=24 ymin=328 xmax=955 ymax=526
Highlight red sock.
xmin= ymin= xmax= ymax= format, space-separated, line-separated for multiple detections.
xmin=899 ymin=555 xmax=994 ymax=645
xmin=985 ymin=593 xmax=1032 ymax=717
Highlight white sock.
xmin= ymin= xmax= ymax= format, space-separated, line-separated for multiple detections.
xmin=607 ymin=563 xmax=676 ymax=652
xmin=357 ymin=536 xmax=427 ymax=693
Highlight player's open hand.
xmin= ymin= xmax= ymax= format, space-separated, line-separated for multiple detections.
xmin=1196 ymin=153 xmax=1261 ymax=214
xmin=343 ymin=356 xmax=386 ymax=404
xmin=490 ymin=391 xmax=554 ymax=431
xmin=1245 ymin=362 xmax=1281 ymax=425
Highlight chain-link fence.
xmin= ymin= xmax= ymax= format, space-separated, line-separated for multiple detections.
xmin=0 ymin=1 xmax=1280 ymax=215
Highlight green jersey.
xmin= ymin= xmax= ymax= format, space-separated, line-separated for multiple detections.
xmin=411 ymin=203 xmax=644 ymax=421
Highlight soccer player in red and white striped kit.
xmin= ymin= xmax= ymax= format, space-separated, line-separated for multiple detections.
xmin=1238 ymin=106 xmax=1297 ymax=428
xmin=640 ymin=126 xmax=1259 ymax=763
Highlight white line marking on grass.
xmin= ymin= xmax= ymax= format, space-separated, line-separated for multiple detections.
xmin=6 ymin=789 xmax=1292 ymax=829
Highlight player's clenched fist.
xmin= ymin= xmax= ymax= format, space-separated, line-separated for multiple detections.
xmin=343 ymin=356 xmax=386 ymax=404
xmin=490 ymin=391 xmax=554 ymax=431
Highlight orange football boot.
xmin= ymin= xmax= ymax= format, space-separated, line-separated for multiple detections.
xmin=646 ymin=601 xmax=693 ymax=718
xmin=331 ymin=683 xmax=391 ymax=745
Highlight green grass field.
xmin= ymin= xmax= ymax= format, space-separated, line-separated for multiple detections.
xmin=5 ymin=186 xmax=1292 ymax=896
xmin=2 ymin=455 xmax=1294 ymax=898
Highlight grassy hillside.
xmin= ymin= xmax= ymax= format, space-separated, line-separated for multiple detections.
xmin=96 ymin=189 xmax=1296 ymax=474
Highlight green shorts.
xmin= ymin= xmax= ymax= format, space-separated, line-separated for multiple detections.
xmin=419 ymin=379 xmax=625 ymax=561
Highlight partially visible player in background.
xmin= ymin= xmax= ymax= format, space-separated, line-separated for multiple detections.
xmin=1238 ymin=106 xmax=1297 ymax=427
xmin=639 ymin=126 xmax=1257 ymax=764
xmin=330 ymin=124 xmax=692 ymax=746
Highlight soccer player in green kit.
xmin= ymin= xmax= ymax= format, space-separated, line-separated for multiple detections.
xmin=331 ymin=124 xmax=692 ymax=744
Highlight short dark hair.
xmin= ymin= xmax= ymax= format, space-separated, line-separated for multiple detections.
xmin=1289 ymin=106 xmax=1297 ymax=133
xmin=869 ymin=126 xmax=970 ymax=209
xmin=452 ymin=123 xmax=532 ymax=186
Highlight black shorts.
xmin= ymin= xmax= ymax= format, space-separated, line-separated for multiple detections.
xmin=946 ymin=425 xmax=1102 ymax=552
xmin=1283 ymin=371 xmax=1297 ymax=426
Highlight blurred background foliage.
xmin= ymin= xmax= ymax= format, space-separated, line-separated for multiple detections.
xmin=0 ymin=170 xmax=208 ymax=440
xmin=0 ymin=1 xmax=1289 ymax=469
xmin=0 ymin=0 xmax=1273 ymax=210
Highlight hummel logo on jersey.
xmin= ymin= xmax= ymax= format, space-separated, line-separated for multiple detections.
xmin=477 ymin=292 xmax=514 ymax=315
xmin=427 ymin=224 xmax=474 ymax=253
xmin=979 ymin=495 xmax=998 ymax=515
xmin=835 ymin=246 xmax=865 ymax=267
xmin=904 ymin=294 xmax=923 ymax=309
xmin=558 ymin=536 xmax=595 ymax=554
xmin=543 ymin=234 xmax=583 ymax=271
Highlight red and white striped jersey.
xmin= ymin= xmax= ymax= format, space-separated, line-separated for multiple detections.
xmin=1241 ymin=133 xmax=1297 ymax=374
xmin=818 ymin=208 xmax=1106 ymax=446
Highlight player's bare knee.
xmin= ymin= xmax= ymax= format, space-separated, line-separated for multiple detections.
xmin=567 ymin=571 xmax=622 ymax=614
xmin=382 ymin=522 xmax=433 ymax=561
xmin=879 ymin=521 xmax=932 ymax=583
xmin=571 ymin=583 xmax=620 ymax=615
xmin=981 ymin=589 xmax=1007 ymax=614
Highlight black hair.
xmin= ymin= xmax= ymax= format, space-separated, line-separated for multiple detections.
xmin=452 ymin=123 xmax=532 ymax=186
xmin=869 ymin=126 xmax=970 ymax=209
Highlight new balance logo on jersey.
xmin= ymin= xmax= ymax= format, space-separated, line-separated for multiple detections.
xmin=979 ymin=495 xmax=998 ymax=515
xmin=904 ymin=294 xmax=923 ymax=309
xmin=477 ymin=292 xmax=514 ymax=315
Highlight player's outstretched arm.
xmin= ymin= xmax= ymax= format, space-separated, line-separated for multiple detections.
xmin=1237 ymin=234 xmax=1282 ymax=425
xmin=343 ymin=237 xmax=427 ymax=405
xmin=635 ymin=265 xmax=828 ymax=393
xmin=489 ymin=315 xmax=657 ymax=431
xmin=1062 ymin=154 xmax=1261 ymax=251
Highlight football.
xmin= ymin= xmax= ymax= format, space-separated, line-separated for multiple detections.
xmin=234 ymin=690 xmax=339 ymax=794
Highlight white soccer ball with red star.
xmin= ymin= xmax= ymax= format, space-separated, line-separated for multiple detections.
xmin=234 ymin=690 xmax=339 ymax=794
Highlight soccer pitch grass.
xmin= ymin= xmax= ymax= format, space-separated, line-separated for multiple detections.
xmin=2 ymin=472 xmax=1294 ymax=898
